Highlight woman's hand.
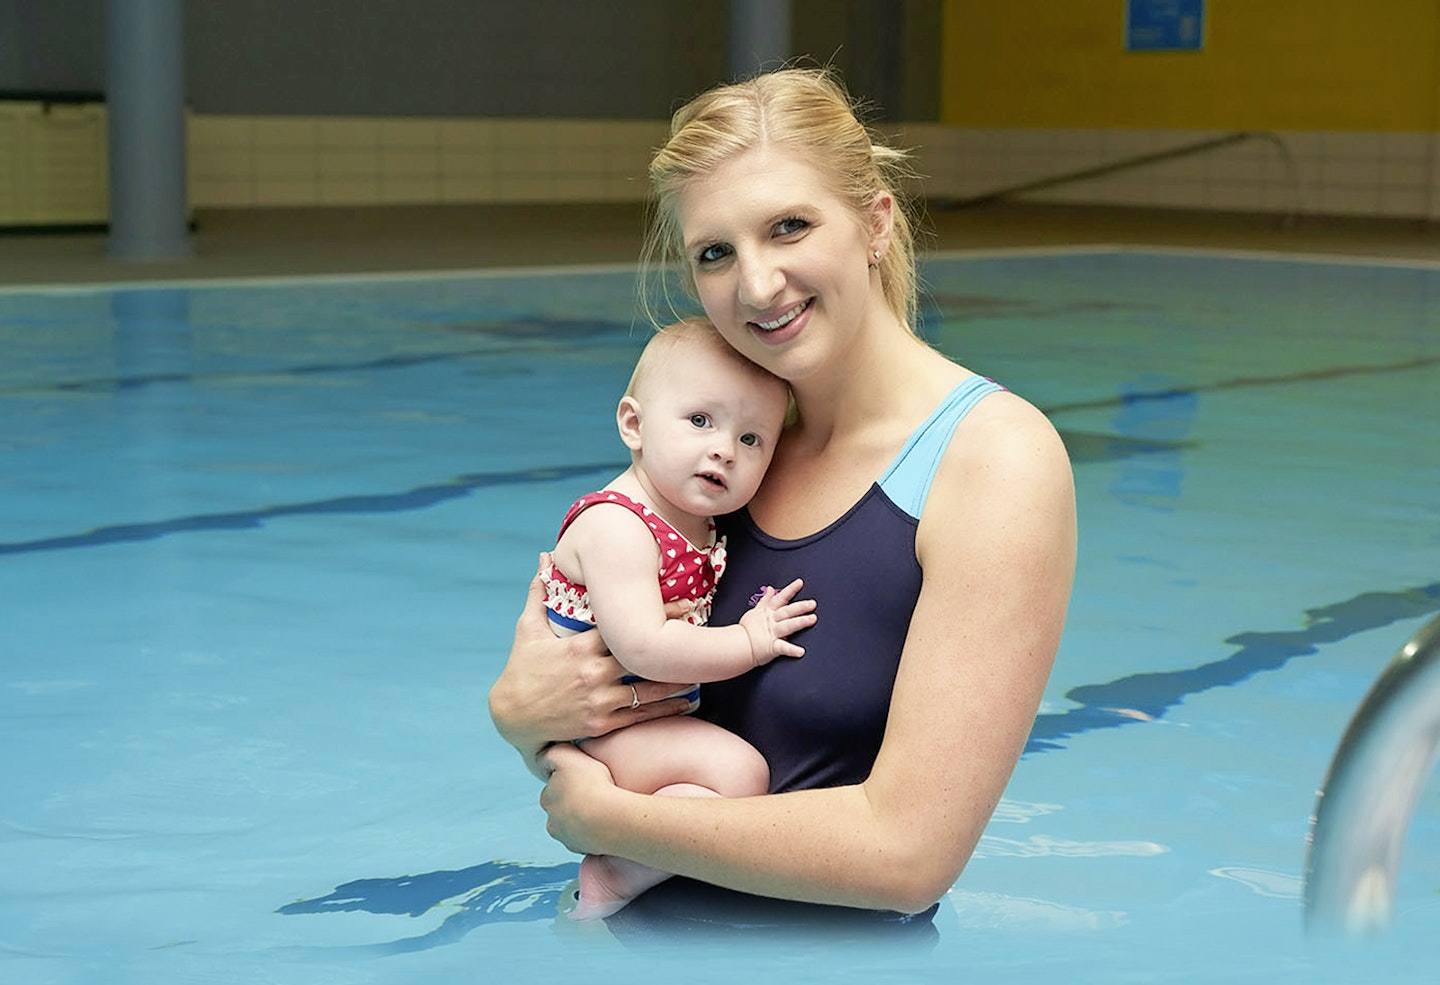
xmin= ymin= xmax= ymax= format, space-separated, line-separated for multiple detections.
xmin=538 ymin=741 xmax=626 ymax=855
xmin=488 ymin=554 xmax=697 ymax=778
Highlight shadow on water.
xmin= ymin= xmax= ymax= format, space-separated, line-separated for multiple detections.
xmin=274 ymin=862 xmax=939 ymax=955
xmin=274 ymin=860 xmax=579 ymax=956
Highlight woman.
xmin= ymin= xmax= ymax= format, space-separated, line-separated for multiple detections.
xmin=489 ymin=68 xmax=1076 ymax=922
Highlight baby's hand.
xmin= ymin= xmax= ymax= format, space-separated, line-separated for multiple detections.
xmin=739 ymin=578 xmax=817 ymax=666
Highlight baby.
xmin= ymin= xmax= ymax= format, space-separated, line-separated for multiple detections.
xmin=544 ymin=317 xmax=816 ymax=919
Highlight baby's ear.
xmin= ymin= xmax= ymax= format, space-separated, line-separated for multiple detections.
xmin=616 ymin=396 xmax=645 ymax=451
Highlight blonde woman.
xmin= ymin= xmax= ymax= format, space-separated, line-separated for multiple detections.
xmin=490 ymin=68 xmax=1075 ymax=926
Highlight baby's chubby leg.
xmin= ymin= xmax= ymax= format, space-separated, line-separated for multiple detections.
xmin=565 ymin=718 xmax=769 ymax=919
xmin=580 ymin=715 xmax=769 ymax=798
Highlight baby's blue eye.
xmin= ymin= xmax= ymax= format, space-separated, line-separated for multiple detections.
xmin=690 ymin=413 xmax=710 ymax=428
xmin=740 ymin=433 xmax=760 ymax=447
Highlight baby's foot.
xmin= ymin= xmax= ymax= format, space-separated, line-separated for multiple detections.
xmin=567 ymin=855 xmax=633 ymax=920
xmin=566 ymin=854 xmax=669 ymax=921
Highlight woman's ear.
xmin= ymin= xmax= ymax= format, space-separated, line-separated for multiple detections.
xmin=868 ymin=191 xmax=895 ymax=260
xmin=616 ymin=396 xmax=644 ymax=452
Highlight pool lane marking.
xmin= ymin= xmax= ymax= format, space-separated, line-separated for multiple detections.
xmin=0 ymin=338 xmax=632 ymax=397
xmin=1039 ymin=353 xmax=1440 ymax=415
xmin=0 ymin=426 xmax=1179 ymax=558
xmin=0 ymin=463 xmax=626 ymax=556
xmin=1026 ymin=582 xmax=1440 ymax=754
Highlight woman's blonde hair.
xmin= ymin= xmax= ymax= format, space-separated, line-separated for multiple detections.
xmin=639 ymin=67 xmax=920 ymax=335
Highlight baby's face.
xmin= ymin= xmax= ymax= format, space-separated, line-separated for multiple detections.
xmin=635 ymin=345 xmax=788 ymax=519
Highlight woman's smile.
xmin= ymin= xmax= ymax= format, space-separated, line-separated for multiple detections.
xmin=747 ymin=297 xmax=813 ymax=346
xmin=752 ymin=298 xmax=813 ymax=332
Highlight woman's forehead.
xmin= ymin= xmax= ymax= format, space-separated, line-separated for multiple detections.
xmin=677 ymin=146 xmax=840 ymax=237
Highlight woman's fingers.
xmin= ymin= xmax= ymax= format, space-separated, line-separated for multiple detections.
xmin=539 ymin=742 xmax=617 ymax=854
xmin=627 ymin=678 xmax=696 ymax=707
xmin=514 ymin=552 xmax=557 ymax=635
xmin=601 ymin=678 xmax=696 ymax=733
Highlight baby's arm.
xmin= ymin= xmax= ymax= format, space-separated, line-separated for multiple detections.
xmin=560 ymin=505 xmax=815 ymax=683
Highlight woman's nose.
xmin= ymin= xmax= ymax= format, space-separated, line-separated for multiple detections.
xmin=737 ymin=253 xmax=782 ymax=311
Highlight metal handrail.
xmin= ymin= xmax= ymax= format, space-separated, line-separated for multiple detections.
xmin=1303 ymin=613 xmax=1440 ymax=935
xmin=929 ymin=130 xmax=1301 ymax=226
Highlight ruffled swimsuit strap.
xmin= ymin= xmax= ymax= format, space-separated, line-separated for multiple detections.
xmin=550 ymin=490 xmax=724 ymax=621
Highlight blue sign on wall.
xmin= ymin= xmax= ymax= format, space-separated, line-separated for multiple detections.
xmin=1126 ymin=0 xmax=1205 ymax=51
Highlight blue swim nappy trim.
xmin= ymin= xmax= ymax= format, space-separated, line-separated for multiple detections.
xmin=547 ymin=608 xmax=594 ymax=634
xmin=877 ymin=375 xmax=1004 ymax=520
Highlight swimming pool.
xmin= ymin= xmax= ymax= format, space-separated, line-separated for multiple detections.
xmin=2 ymin=249 xmax=1437 ymax=984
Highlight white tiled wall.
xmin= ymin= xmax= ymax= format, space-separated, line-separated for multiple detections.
xmin=6 ymin=107 xmax=1439 ymax=225
xmin=0 ymin=102 xmax=109 ymax=225
xmin=900 ymin=124 xmax=1440 ymax=222
xmin=189 ymin=115 xmax=1440 ymax=223
xmin=187 ymin=115 xmax=668 ymax=209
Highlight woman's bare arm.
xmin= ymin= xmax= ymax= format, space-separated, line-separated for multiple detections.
xmin=539 ymin=395 xmax=1076 ymax=910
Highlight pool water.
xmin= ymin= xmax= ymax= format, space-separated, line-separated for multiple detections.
xmin=2 ymin=249 xmax=1437 ymax=984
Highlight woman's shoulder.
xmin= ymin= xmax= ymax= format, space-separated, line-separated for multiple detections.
xmin=958 ymin=384 xmax=1066 ymax=461
xmin=928 ymin=386 xmax=1074 ymax=523
xmin=904 ymin=348 xmax=1066 ymax=469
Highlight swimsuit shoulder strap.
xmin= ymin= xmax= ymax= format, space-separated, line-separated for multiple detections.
xmin=557 ymin=490 xmax=710 ymax=552
xmin=557 ymin=490 xmax=674 ymax=542
xmin=877 ymin=374 xmax=1005 ymax=520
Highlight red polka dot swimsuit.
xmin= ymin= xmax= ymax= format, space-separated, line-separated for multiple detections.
xmin=543 ymin=490 xmax=728 ymax=636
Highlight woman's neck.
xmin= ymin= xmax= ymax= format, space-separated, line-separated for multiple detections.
xmin=788 ymin=323 xmax=943 ymax=451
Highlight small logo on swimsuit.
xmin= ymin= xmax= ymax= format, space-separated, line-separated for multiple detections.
xmin=747 ymin=586 xmax=773 ymax=607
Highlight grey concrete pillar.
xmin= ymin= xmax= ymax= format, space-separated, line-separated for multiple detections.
xmin=105 ymin=0 xmax=192 ymax=260
xmin=728 ymin=0 xmax=792 ymax=80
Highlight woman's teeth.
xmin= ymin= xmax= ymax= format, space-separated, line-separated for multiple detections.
xmin=755 ymin=300 xmax=809 ymax=331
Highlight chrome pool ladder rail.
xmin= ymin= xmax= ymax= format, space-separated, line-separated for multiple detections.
xmin=1304 ymin=613 xmax=1440 ymax=935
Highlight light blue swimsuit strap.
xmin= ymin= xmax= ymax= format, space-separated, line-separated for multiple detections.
xmin=877 ymin=374 xmax=1005 ymax=520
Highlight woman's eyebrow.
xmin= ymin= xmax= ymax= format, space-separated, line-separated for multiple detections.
xmin=682 ymin=204 xmax=815 ymax=253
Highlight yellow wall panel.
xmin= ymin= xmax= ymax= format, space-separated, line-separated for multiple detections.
xmin=941 ymin=0 xmax=1440 ymax=131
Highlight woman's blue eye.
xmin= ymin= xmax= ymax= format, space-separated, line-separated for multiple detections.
xmin=740 ymin=433 xmax=760 ymax=447
xmin=690 ymin=414 xmax=710 ymax=428
xmin=696 ymin=243 xmax=731 ymax=264
xmin=775 ymin=217 xmax=808 ymax=236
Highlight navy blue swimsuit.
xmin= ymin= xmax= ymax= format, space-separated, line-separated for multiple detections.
xmin=609 ymin=375 xmax=1004 ymax=932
